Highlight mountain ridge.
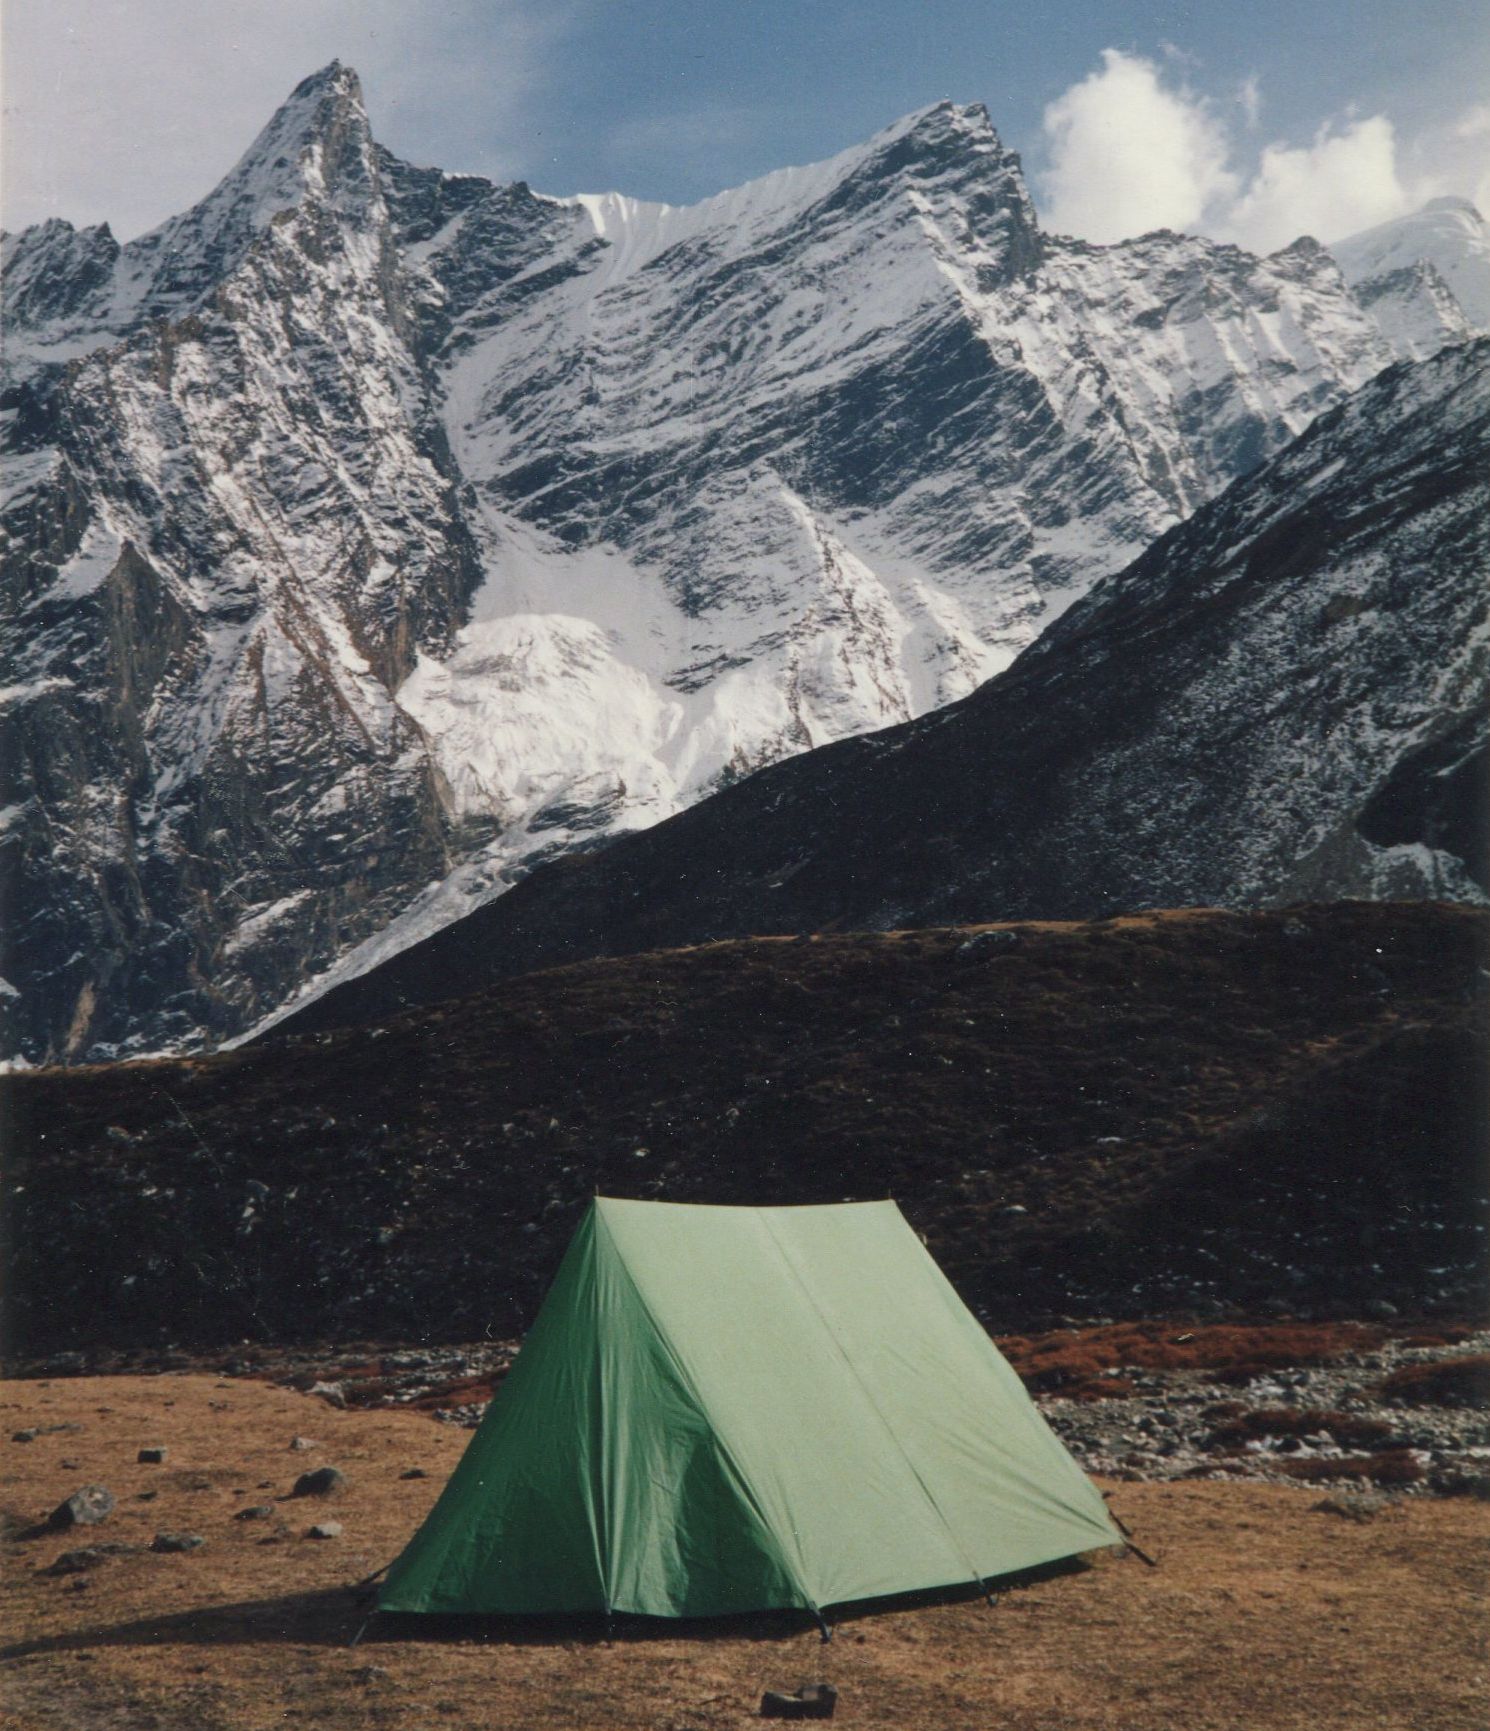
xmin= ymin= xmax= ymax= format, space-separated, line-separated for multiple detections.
xmin=266 ymin=336 xmax=1490 ymax=1040
xmin=3 ymin=65 xmax=1486 ymax=1063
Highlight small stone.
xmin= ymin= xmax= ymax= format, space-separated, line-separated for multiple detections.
xmin=12 ymin=1429 xmax=37 ymax=1443
xmin=48 ymin=1486 xmax=115 ymax=1530
xmin=135 ymin=1490 xmax=158 ymax=1502
xmin=398 ymin=1468 xmax=428 ymax=1480
xmin=234 ymin=1505 xmax=276 ymax=1522
xmin=956 ymin=929 xmax=1020 ymax=960
xmin=47 ymin=1549 xmax=107 ymax=1575
xmin=137 ymin=1447 xmax=168 ymax=1464
xmin=288 ymin=1437 xmax=320 ymax=1452
xmin=151 ymin=1532 xmax=205 ymax=1553
xmin=305 ymin=1521 xmax=342 ymax=1540
xmin=761 ymin=1681 xmax=838 ymax=1719
xmin=307 ymin=1381 xmax=346 ymax=1410
xmin=290 ymin=1466 xmax=346 ymax=1498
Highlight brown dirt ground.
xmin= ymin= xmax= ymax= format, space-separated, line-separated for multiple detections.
xmin=2 ymin=1376 xmax=1486 ymax=1731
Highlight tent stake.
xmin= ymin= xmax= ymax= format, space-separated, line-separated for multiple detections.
xmin=1125 ymin=1540 xmax=1158 ymax=1568
xmin=812 ymin=1609 xmax=833 ymax=1643
xmin=349 ymin=1615 xmax=372 ymax=1648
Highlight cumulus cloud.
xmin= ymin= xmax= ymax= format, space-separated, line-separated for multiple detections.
xmin=1221 ymin=116 xmax=1411 ymax=250
xmin=1038 ymin=49 xmax=1237 ymax=243
xmin=1037 ymin=48 xmax=1489 ymax=254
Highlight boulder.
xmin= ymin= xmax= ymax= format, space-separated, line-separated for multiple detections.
xmin=290 ymin=1466 xmax=346 ymax=1498
xmin=48 ymin=1486 xmax=114 ymax=1530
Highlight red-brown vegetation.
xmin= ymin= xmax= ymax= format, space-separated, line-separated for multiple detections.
xmin=1378 ymin=1355 xmax=1490 ymax=1409
xmin=1275 ymin=1450 xmax=1428 ymax=1487
xmin=1204 ymin=1408 xmax=1396 ymax=1450
xmin=998 ymin=1321 xmax=1393 ymax=1389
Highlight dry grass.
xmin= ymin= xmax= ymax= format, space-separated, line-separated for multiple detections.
xmin=2 ymin=1375 xmax=1487 ymax=1730
xmin=998 ymin=1321 xmax=1394 ymax=1398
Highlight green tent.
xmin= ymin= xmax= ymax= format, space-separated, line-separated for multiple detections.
xmin=379 ymin=1198 xmax=1120 ymax=1621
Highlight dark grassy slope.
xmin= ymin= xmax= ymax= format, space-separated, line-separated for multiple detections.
xmin=4 ymin=903 xmax=1485 ymax=1357
xmin=271 ymin=340 xmax=1490 ymax=1043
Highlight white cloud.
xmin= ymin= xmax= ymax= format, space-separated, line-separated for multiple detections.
xmin=1 ymin=0 xmax=583 ymax=239
xmin=1038 ymin=49 xmax=1237 ymax=243
xmin=1419 ymin=105 xmax=1490 ymax=218
xmin=1220 ymin=117 xmax=1410 ymax=249
xmin=1037 ymin=49 xmax=1490 ymax=254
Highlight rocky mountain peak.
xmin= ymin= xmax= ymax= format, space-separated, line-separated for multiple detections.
xmin=0 ymin=70 xmax=1469 ymax=1064
xmin=1331 ymin=197 xmax=1490 ymax=340
xmin=113 ymin=57 xmax=380 ymax=315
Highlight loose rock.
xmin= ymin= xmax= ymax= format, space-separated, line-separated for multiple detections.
xmin=137 ymin=1446 xmax=168 ymax=1464
xmin=305 ymin=1521 xmax=343 ymax=1540
xmin=288 ymin=1436 xmax=320 ymax=1452
xmin=48 ymin=1486 xmax=115 ymax=1530
xmin=151 ymin=1532 xmax=205 ymax=1553
xmin=290 ymin=1466 xmax=346 ymax=1498
xmin=47 ymin=1548 xmax=112 ymax=1575
xmin=234 ymin=1505 xmax=276 ymax=1522
xmin=761 ymin=1682 xmax=838 ymax=1720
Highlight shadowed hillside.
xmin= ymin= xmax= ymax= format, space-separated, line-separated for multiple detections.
xmin=4 ymin=901 xmax=1485 ymax=1358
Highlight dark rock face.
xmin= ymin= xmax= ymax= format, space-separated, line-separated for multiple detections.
xmin=1 ymin=68 xmax=477 ymax=1061
xmin=0 ymin=67 xmax=1472 ymax=1064
xmin=275 ymin=343 xmax=1490 ymax=1039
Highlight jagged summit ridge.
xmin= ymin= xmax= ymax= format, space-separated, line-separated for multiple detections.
xmin=267 ymin=339 xmax=1490 ymax=1043
xmin=1332 ymin=196 xmax=1490 ymax=352
xmin=0 ymin=67 xmax=1476 ymax=1062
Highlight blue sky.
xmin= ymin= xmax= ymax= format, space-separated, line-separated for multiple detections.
xmin=5 ymin=1 xmax=1488 ymax=247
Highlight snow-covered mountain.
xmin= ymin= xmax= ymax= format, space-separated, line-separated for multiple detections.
xmin=0 ymin=64 xmax=1478 ymax=1062
xmin=273 ymin=338 xmax=1490 ymax=1042
xmin=1331 ymin=197 xmax=1490 ymax=356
